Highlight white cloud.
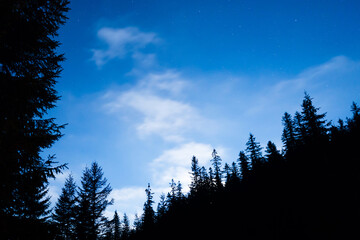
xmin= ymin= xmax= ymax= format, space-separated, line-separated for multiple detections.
xmin=103 ymin=71 xmax=203 ymax=142
xmin=91 ymin=27 xmax=159 ymax=67
xmin=150 ymin=142 xmax=226 ymax=192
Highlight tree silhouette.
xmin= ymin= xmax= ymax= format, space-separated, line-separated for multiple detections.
xmin=245 ymin=133 xmax=263 ymax=171
xmin=0 ymin=1 xmax=69 ymax=238
xmin=113 ymin=211 xmax=121 ymax=240
xmin=211 ymin=149 xmax=223 ymax=189
xmin=282 ymin=112 xmax=296 ymax=153
xmin=238 ymin=151 xmax=250 ymax=181
xmin=53 ymin=174 xmax=77 ymax=240
xmin=76 ymin=162 xmax=113 ymax=240
xmin=142 ymin=183 xmax=155 ymax=231
xmin=122 ymin=213 xmax=130 ymax=240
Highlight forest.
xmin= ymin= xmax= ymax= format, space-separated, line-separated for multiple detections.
xmin=1 ymin=1 xmax=359 ymax=240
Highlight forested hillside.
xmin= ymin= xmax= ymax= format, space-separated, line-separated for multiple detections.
xmin=119 ymin=94 xmax=359 ymax=240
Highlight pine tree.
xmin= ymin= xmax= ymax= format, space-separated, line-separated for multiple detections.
xmin=142 ymin=183 xmax=155 ymax=231
xmin=190 ymin=156 xmax=201 ymax=193
xmin=300 ymin=93 xmax=329 ymax=139
xmin=265 ymin=141 xmax=283 ymax=167
xmin=238 ymin=151 xmax=250 ymax=180
xmin=0 ymin=1 xmax=69 ymax=237
xmin=282 ymin=112 xmax=296 ymax=153
xmin=245 ymin=133 xmax=264 ymax=171
xmin=76 ymin=162 xmax=113 ymax=240
xmin=122 ymin=213 xmax=130 ymax=240
xmin=53 ymin=175 xmax=77 ymax=240
xmin=211 ymin=149 xmax=223 ymax=189
xmin=156 ymin=194 xmax=167 ymax=221
xmin=113 ymin=211 xmax=121 ymax=240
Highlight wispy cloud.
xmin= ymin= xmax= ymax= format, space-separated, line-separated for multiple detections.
xmin=103 ymin=71 xmax=203 ymax=142
xmin=91 ymin=27 xmax=160 ymax=67
xmin=150 ymin=142 xmax=226 ymax=192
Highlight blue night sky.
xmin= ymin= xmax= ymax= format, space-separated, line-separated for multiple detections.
xmin=48 ymin=0 xmax=360 ymax=219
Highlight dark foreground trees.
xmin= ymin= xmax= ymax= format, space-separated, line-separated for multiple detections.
xmin=0 ymin=0 xmax=69 ymax=239
xmin=127 ymin=94 xmax=360 ymax=240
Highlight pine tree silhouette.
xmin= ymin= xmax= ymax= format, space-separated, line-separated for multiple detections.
xmin=53 ymin=174 xmax=77 ymax=240
xmin=0 ymin=1 xmax=69 ymax=238
xmin=76 ymin=162 xmax=113 ymax=240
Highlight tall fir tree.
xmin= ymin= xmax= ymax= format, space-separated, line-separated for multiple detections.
xmin=0 ymin=1 xmax=69 ymax=237
xmin=238 ymin=151 xmax=250 ymax=181
xmin=190 ymin=156 xmax=201 ymax=193
xmin=300 ymin=93 xmax=329 ymax=140
xmin=122 ymin=213 xmax=130 ymax=240
xmin=211 ymin=149 xmax=223 ymax=189
xmin=76 ymin=162 xmax=113 ymax=240
xmin=265 ymin=141 xmax=283 ymax=167
xmin=282 ymin=112 xmax=296 ymax=153
xmin=142 ymin=183 xmax=155 ymax=231
xmin=53 ymin=174 xmax=77 ymax=240
xmin=113 ymin=211 xmax=121 ymax=240
xmin=245 ymin=133 xmax=264 ymax=171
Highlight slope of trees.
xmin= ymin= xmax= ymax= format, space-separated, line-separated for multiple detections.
xmin=120 ymin=94 xmax=359 ymax=240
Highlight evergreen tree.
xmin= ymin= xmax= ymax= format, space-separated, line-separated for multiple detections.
xmin=0 ymin=1 xmax=69 ymax=237
xmin=300 ymin=93 xmax=329 ymax=139
xmin=211 ymin=149 xmax=223 ymax=189
xmin=76 ymin=162 xmax=113 ymax=240
xmin=133 ymin=214 xmax=141 ymax=232
xmin=156 ymin=194 xmax=167 ymax=221
xmin=113 ymin=211 xmax=121 ymax=240
xmin=282 ymin=112 xmax=296 ymax=153
xmin=245 ymin=133 xmax=264 ymax=171
xmin=53 ymin=174 xmax=77 ymax=240
xmin=238 ymin=151 xmax=250 ymax=180
xmin=190 ymin=156 xmax=201 ymax=193
xmin=265 ymin=141 xmax=283 ymax=167
xmin=122 ymin=213 xmax=130 ymax=240
xmin=142 ymin=183 xmax=155 ymax=231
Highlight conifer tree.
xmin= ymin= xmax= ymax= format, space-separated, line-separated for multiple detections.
xmin=76 ymin=162 xmax=113 ymax=240
xmin=0 ymin=1 xmax=69 ymax=236
xmin=113 ymin=211 xmax=121 ymax=240
xmin=282 ymin=112 xmax=296 ymax=153
xmin=245 ymin=134 xmax=264 ymax=171
xmin=53 ymin=174 xmax=77 ymax=240
xmin=238 ymin=151 xmax=250 ymax=180
xmin=300 ymin=93 xmax=329 ymax=139
xmin=156 ymin=194 xmax=167 ymax=221
xmin=142 ymin=183 xmax=155 ymax=231
xmin=190 ymin=156 xmax=201 ymax=193
xmin=122 ymin=213 xmax=130 ymax=240
xmin=211 ymin=149 xmax=223 ymax=189
xmin=265 ymin=141 xmax=283 ymax=167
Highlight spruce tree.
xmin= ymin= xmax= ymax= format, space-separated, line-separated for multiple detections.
xmin=265 ymin=141 xmax=283 ymax=167
xmin=238 ymin=151 xmax=250 ymax=181
xmin=156 ymin=194 xmax=167 ymax=221
xmin=190 ymin=156 xmax=201 ymax=193
xmin=300 ymin=93 xmax=329 ymax=140
xmin=211 ymin=149 xmax=223 ymax=189
xmin=0 ymin=1 xmax=69 ymax=236
xmin=53 ymin=174 xmax=77 ymax=240
xmin=76 ymin=162 xmax=113 ymax=240
xmin=245 ymin=133 xmax=264 ymax=171
xmin=282 ymin=112 xmax=296 ymax=153
xmin=113 ymin=211 xmax=121 ymax=240
xmin=122 ymin=213 xmax=130 ymax=240
xmin=142 ymin=183 xmax=155 ymax=231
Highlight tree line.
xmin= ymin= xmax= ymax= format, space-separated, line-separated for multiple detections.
xmin=51 ymin=93 xmax=360 ymax=240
